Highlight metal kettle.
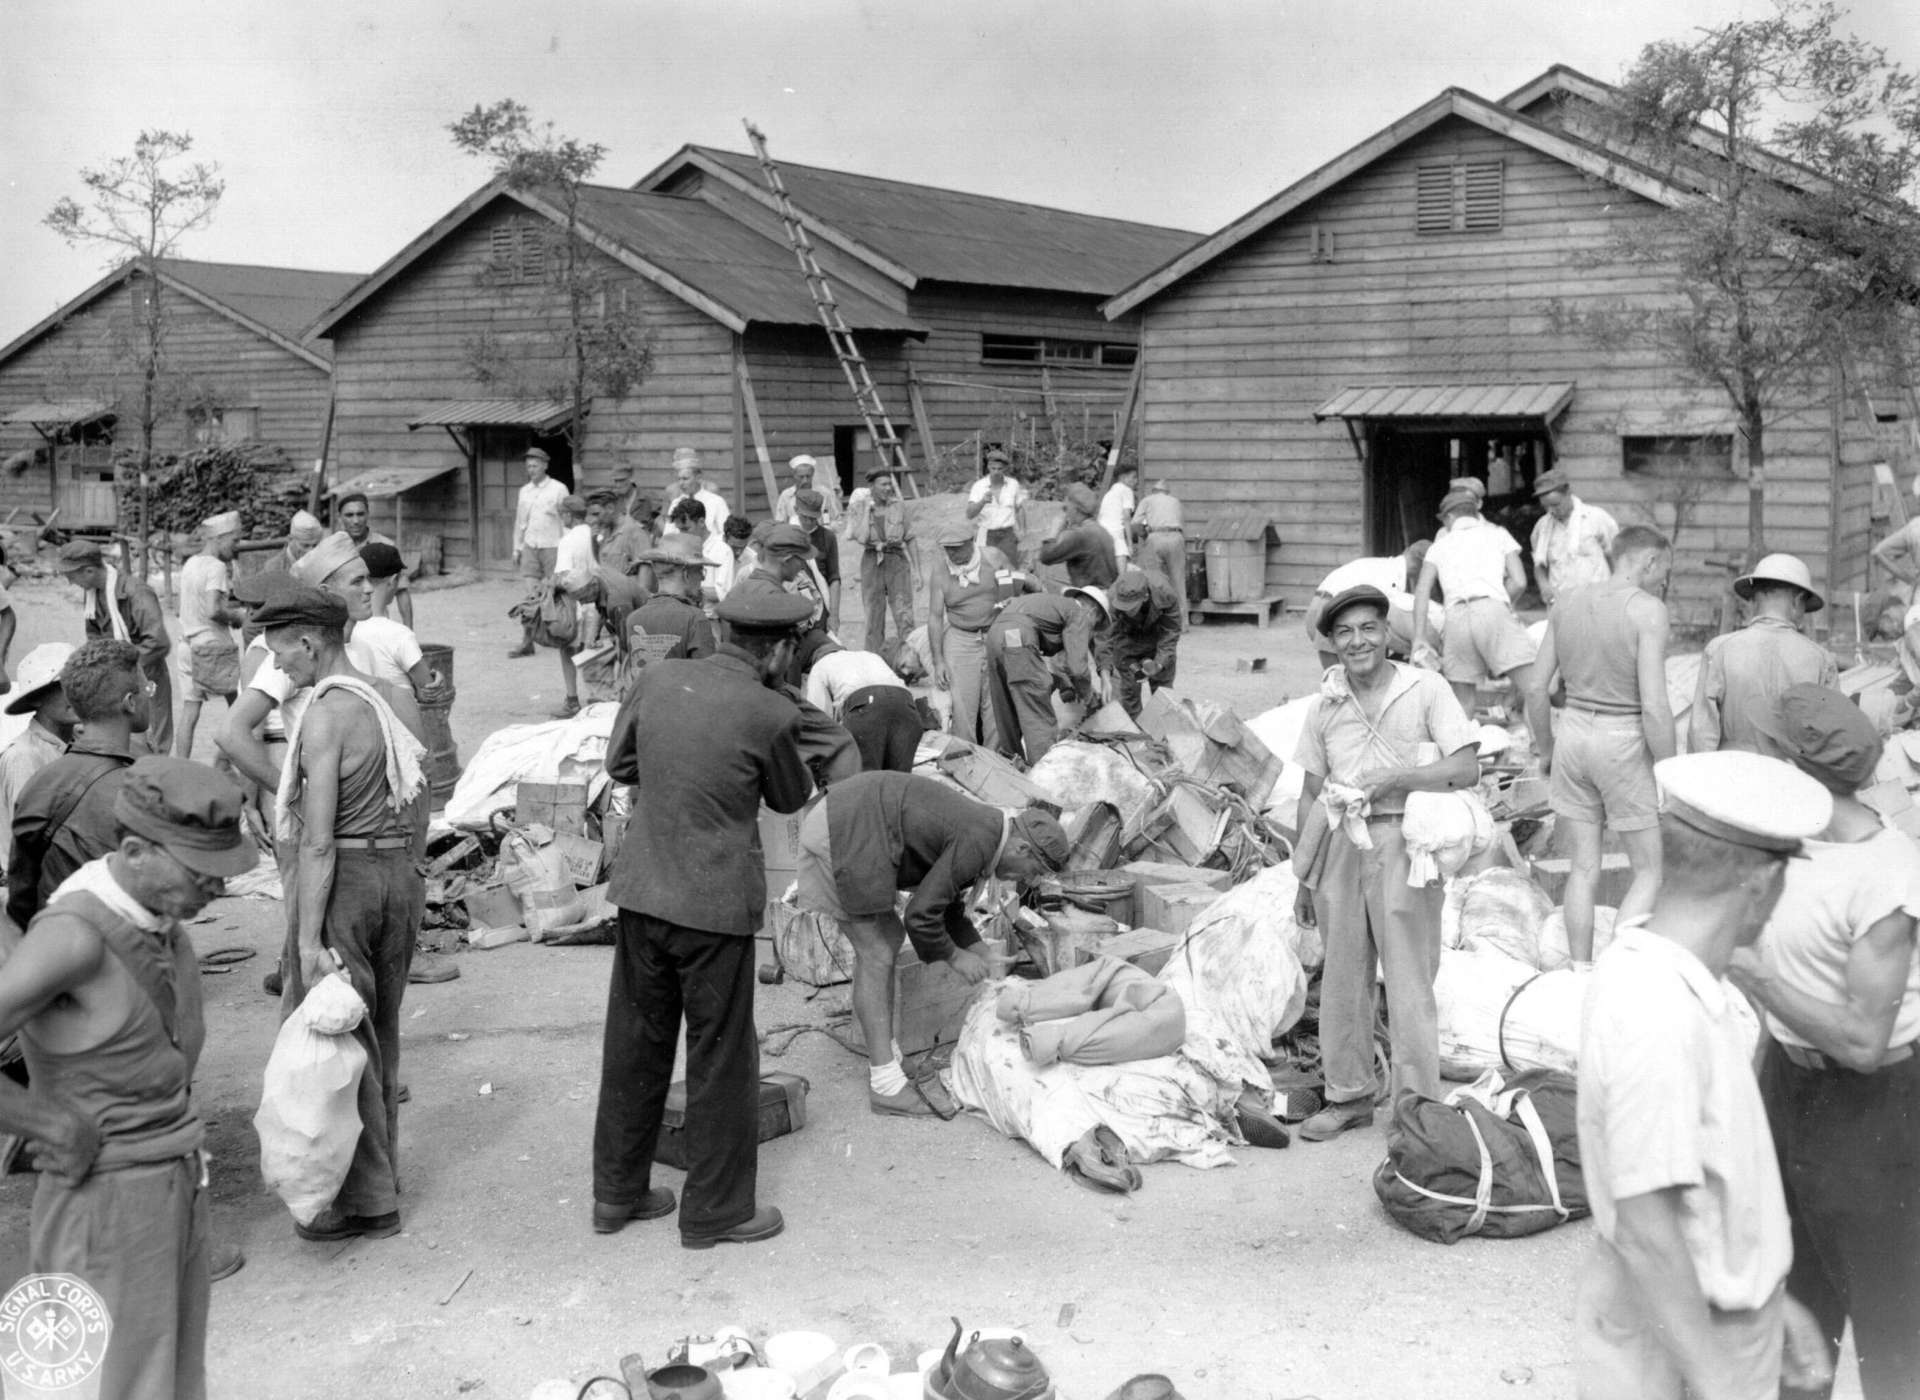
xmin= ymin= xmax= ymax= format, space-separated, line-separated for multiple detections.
xmin=927 ymin=1318 xmax=1052 ymax=1400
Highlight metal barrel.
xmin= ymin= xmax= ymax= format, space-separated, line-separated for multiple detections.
xmin=416 ymin=642 xmax=463 ymax=803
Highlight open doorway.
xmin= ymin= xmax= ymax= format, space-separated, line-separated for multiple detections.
xmin=1366 ymin=424 xmax=1553 ymax=591
xmin=469 ymin=428 xmax=574 ymax=567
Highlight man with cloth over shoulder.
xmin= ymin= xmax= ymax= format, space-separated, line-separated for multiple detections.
xmin=593 ymin=589 xmax=813 ymax=1248
xmin=260 ymin=583 xmax=430 ymax=1244
xmin=794 ymin=770 xmax=1066 ymax=1116
xmin=1529 ymin=468 xmax=1617 ymax=606
xmin=1524 ymin=525 xmax=1675 ymax=965
xmin=1292 ymin=585 xmax=1479 ymax=1141
xmin=1725 ymin=686 xmax=1920 ymax=1400
xmin=1575 ymin=750 xmax=1836 ymax=1400
xmin=0 ymin=756 xmax=256 ymax=1400
xmin=1690 ymin=553 xmax=1838 ymax=758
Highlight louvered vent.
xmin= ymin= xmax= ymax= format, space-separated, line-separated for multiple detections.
xmin=1416 ymin=165 xmax=1456 ymax=233
xmin=1462 ymin=161 xmax=1504 ymax=230
xmin=1415 ymin=160 xmax=1504 ymax=234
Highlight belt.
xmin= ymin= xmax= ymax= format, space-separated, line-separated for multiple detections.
xmin=1147 ymin=527 xmax=1184 ymax=535
xmin=1565 ymin=705 xmax=1642 ymax=718
xmin=946 ymin=620 xmax=993 ymax=634
xmin=333 ymin=835 xmax=414 ymax=851
xmin=1777 ymin=1039 xmax=1914 ymax=1073
xmin=866 ymin=544 xmax=907 ymax=555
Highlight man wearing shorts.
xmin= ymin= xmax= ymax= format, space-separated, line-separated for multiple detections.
xmin=1524 ymin=526 xmax=1675 ymax=964
xmin=176 ymin=512 xmax=246 ymax=761
xmin=1411 ymin=487 xmax=1537 ymax=735
xmin=793 ymin=771 xmax=1066 ymax=1116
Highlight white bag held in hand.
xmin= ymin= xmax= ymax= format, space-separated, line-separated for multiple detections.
xmin=254 ymin=971 xmax=369 ymax=1226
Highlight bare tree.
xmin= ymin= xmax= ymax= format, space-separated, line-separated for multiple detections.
xmin=449 ymin=100 xmax=653 ymax=475
xmin=45 ymin=130 xmax=224 ymax=569
xmin=1549 ymin=1 xmax=1920 ymax=560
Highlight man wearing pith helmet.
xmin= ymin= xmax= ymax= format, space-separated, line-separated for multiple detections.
xmin=1689 ymin=552 xmax=1838 ymax=759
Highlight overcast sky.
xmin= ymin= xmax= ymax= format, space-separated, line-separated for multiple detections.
xmin=3 ymin=0 xmax=1916 ymax=343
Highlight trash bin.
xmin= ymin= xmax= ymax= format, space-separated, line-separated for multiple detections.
xmin=416 ymin=643 xmax=463 ymax=804
xmin=1197 ymin=512 xmax=1276 ymax=603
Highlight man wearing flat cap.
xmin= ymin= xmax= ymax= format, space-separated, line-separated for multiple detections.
xmin=1292 ymin=584 xmax=1480 ymax=1141
xmin=1530 ymin=469 xmax=1617 ymax=607
xmin=588 ymin=489 xmax=652 ymax=581
xmin=1690 ymin=553 xmax=1838 ymax=759
xmin=60 ymin=538 xmax=175 ymax=757
xmin=258 ymin=583 xmax=431 ymax=1243
xmin=793 ymin=489 xmax=842 ymax=631
xmin=928 ymin=519 xmax=1035 ymax=745
xmin=1411 ymin=487 xmax=1538 ymax=736
xmin=1576 ymin=750 xmax=1836 ymax=1400
xmin=851 ymin=466 xmax=918 ymax=657
xmin=510 ymin=447 xmax=571 ymax=658
xmin=794 ymin=771 xmax=1066 ymax=1116
xmin=1724 ymin=686 xmax=1920 ymax=1398
xmin=0 ymin=755 xmax=255 ymax=1400
xmin=1106 ymin=565 xmax=1182 ymax=719
xmin=338 ymin=491 xmax=412 ymax=627
xmin=594 ymin=587 xmax=813 ymax=1249
xmin=729 ymin=524 xmax=860 ymax=780
xmin=966 ymin=448 xmax=1028 ymax=567
xmin=177 ymin=511 xmax=247 ymax=761
xmin=1037 ymin=483 xmax=1118 ymax=589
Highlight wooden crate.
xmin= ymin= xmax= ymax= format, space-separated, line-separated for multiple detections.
xmin=516 ymin=778 xmax=589 ymax=836
xmin=843 ymin=947 xmax=977 ymax=1056
xmin=1091 ymin=925 xmax=1183 ymax=975
xmin=1138 ymin=882 xmax=1220 ymax=938
xmin=1119 ymin=859 xmax=1232 ymax=893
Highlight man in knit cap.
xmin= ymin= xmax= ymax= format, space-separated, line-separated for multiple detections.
xmin=279 ymin=510 xmax=325 ymax=573
xmin=177 ymin=511 xmax=247 ymax=761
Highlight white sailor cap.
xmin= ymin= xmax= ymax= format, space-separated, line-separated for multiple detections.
xmin=1654 ymin=751 xmax=1832 ymax=854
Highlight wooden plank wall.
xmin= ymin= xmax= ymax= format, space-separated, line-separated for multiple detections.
xmin=323 ymin=197 xmax=736 ymax=571
xmin=740 ymin=325 xmax=913 ymax=516
xmin=0 ymin=273 xmax=332 ymax=519
xmin=1131 ymin=115 xmax=1840 ymax=625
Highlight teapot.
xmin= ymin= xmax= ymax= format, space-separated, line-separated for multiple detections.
xmin=927 ymin=1318 xmax=1052 ymax=1400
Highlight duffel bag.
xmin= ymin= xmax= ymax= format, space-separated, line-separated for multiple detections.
xmin=1373 ymin=1068 xmax=1588 ymax=1244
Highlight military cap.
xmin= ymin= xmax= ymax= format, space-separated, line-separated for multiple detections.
xmin=201 ymin=510 xmax=243 ymax=536
xmin=1318 ymin=584 xmax=1392 ymax=638
xmin=713 ymin=589 xmax=814 ymax=633
xmin=645 ymin=535 xmax=709 ymax=570
xmin=561 ymin=494 xmax=588 ymax=516
xmin=292 ymin=531 xmax=360 ymax=585
xmin=762 ymin=523 xmax=816 ymax=558
xmin=1447 ymin=477 xmax=1487 ymax=500
xmin=1655 ymin=751 xmax=1832 ymax=855
xmin=1735 ymin=553 xmax=1824 ymax=612
xmin=113 ymin=756 xmax=258 ymax=879
xmin=3 ymin=643 xmax=76 ymax=715
xmin=985 ymin=448 xmax=1010 ymax=466
xmin=286 ymin=510 xmax=326 ymax=544
xmin=587 ymin=488 xmax=622 ymax=508
xmin=1757 ymin=683 xmax=1883 ymax=794
xmin=1064 ymin=484 xmax=1099 ymax=516
xmin=359 ymin=541 xmax=405 ymax=581
xmin=1532 ymin=469 xmax=1572 ymax=498
xmin=1110 ymin=569 xmax=1154 ymax=613
xmin=938 ymin=520 xmax=978 ymax=548
xmin=1437 ymin=488 xmax=1480 ymax=518
xmin=525 ymin=447 xmax=551 ymax=465
xmin=794 ymin=489 xmax=825 ymax=517
xmin=228 ymin=569 xmax=295 ymax=607
xmin=788 ymin=453 xmax=818 ymax=472
xmin=865 ymin=465 xmax=895 ymax=482
xmin=58 ymin=539 xmax=103 ymax=570
xmin=672 ymin=446 xmax=700 ymax=471
xmin=1010 ymin=808 xmax=1070 ymax=872
xmin=252 ymin=583 xmax=350 ymax=631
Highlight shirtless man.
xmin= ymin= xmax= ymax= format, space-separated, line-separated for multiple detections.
xmin=254 ymin=583 xmax=430 ymax=1243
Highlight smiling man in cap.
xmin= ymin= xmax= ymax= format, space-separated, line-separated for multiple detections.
xmin=851 ymin=466 xmax=918 ymax=657
xmin=1575 ymin=750 xmax=1836 ymax=1400
xmin=1292 ymin=584 xmax=1480 ymax=1140
xmin=594 ymin=586 xmax=813 ymax=1249
xmin=1689 ymin=553 xmax=1838 ymax=759
xmin=0 ymin=755 xmax=254 ymax=1400
xmin=61 ymin=538 xmax=175 ymax=757
xmin=794 ymin=771 xmax=1066 ymax=1116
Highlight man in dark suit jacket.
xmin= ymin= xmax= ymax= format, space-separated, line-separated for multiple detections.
xmin=593 ymin=590 xmax=812 ymax=1249
xmin=794 ymin=771 xmax=1068 ymax=1116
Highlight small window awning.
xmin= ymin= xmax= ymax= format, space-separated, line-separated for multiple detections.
xmin=3 ymin=399 xmax=112 ymax=428
xmin=1313 ymin=382 xmax=1575 ymax=422
xmin=406 ymin=399 xmax=573 ymax=432
xmin=328 ymin=462 xmax=460 ymax=500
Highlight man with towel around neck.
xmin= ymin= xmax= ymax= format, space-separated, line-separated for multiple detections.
xmin=256 ymin=582 xmax=429 ymax=1244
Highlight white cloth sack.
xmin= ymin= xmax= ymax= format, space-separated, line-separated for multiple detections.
xmin=1402 ymin=789 xmax=1495 ymax=887
xmin=442 ymin=705 xmax=616 ymax=827
xmin=1443 ymin=867 xmax=1554 ymax=963
xmin=1162 ymin=868 xmax=1312 ymax=1091
xmin=1025 ymin=740 xmax=1160 ymax=840
xmin=1536 ymin=906 xmax=1619 ymax=971
xmin=1435 ymin=947 xmax=1539 ymax=1080
xmin=1244 ymin=696 xmax=1316 ymax=818
xmin=254 ymin=972 xmax=369 ymax=1226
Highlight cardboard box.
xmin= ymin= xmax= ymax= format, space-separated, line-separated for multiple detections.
xmin=656 ymin=1072 xmax=809 ymax=1171
xmin=1139 ymin=881 xmax=1220 ymax=938
xmin=1144 ymin=787 xmax=1229 ymax=865
xmin=844 ymin=947 xmax=977 ymax=1055
xmin=758 ymin=805 xmax=806 ymax=894
xmin=1094 ymin=925 xmax=1183 ymax=976
xmin=461 ymin=883 xmax=522 ymax=930
xmin=1120 ymin=860 xmax=1232 ymax=892
xmin=1137 ymin=692 xmax=1282 ymax=810
xmin=516 ymin=778 xmax=590 ymax=836
xmin=549 ymin=832 xmax=605 ymax=887
xmin=935 ymin=743 xmax=1055 ymax=810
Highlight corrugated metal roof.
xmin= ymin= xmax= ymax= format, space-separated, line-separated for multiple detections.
xmin=1313 ymin=382 xmax=1576 ymax=421
xmin=685 ymin=148 xmax=1201 ymax=297
xmin=407 ymin=399 xmax=574 ymax=431
xmin=2 ymin=399 xmax=111 ymax=426
xmin=329 ymin=462 xmax=461 ymax=500
xmin=573 ymin=186 xmax=924 ymax=333
xmin=157 ymin=260 xmax=363 ymax=347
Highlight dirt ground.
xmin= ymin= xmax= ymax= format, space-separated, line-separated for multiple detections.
xmin=0 ymin=541 xmax=1621 ymax=1400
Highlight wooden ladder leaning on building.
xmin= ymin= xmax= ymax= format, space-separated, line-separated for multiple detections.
xmin=742 ymin=119 xmax=918 ymax=498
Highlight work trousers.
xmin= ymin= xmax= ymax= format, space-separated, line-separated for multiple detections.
xmin=144 ymin=657 xmax=174 ymax=758
xmin=593 ymin=911 xmax=760 ymax=1237
xmin=1139 ymin=531 xmax=1188 ymax=623
xmin=281 ymin=847 xmax=422 ymax=1218
xmin=31 ymin=1154 xmax=210 ymax=1400
xmin=941 ymin=625 xmax=994 ymax=745
xmin=983 ymin=527 xmax=1021 ymax=568
xmin=860 ymin=549 xmax=914 ymax=655
xmin=1311 ymin=819 xmax=1443 ymax=1104
xmin=1758 ymin=1040 xmax=1920 ymax=1400
xmin=1574 ymin=1239 xmax=1783 ymax=1400
xmin=985 ymin=634 xmax=1061 ymax=767
xmin=1112 ymin=640 xmax=1177 ymax=719
xmin=842 ymin=684 xmax=923 ymax=772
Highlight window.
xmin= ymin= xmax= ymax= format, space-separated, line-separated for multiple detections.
xmin=980 ymin=334 xmax=1138 ymax=367
xmin=1100 ymin=342 xmax=1139 ymax=368
xmin=187 ymin=406 xmax=258 ymax=446
xmin=1415 ymin=160 xmax=1504 ymax=234
xmin=1622 ymin=434 xmax=1735 ymax=478
xmin=486 ymin=223 xmax=549 ymax=284
xmin=982 ymin=334 xmax=1041 ymax=364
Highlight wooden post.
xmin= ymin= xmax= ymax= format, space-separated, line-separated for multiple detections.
xmin=907 ymin=369 xmax=938 ymax=481
xmin=307 ymin=394 xmax=337 ymax=515
xmin=1100 ymin=359 xmax=1145 ymax=492
xmin=734 ymin=353 xmax=780 ymax=508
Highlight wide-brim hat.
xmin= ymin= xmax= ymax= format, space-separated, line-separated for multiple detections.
xmin=3 ymin=642 xmax=77 ymax=714
xmin=1734 ymin=553 xmax=1824 ymax=612
xmin=1063 ymin=585 xmax=1109 ymax=618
